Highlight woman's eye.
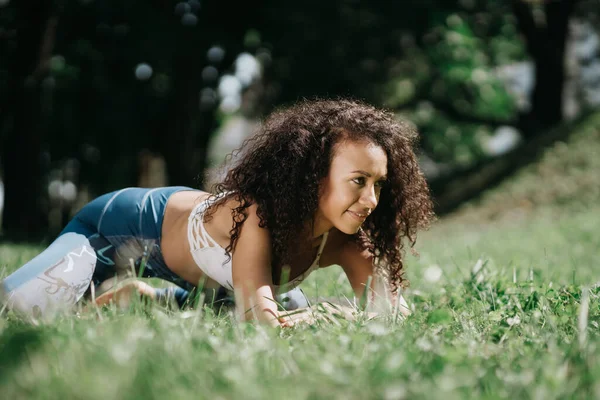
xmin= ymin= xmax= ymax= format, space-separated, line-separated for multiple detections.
xmin=375 ymin=180 xmax=387 ymax=188
xmin=352 ymin=177 xmax=365 ymax=185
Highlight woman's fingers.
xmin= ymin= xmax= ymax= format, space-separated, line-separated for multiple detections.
xmin=276 ymin=302 xmax=379 ymax=327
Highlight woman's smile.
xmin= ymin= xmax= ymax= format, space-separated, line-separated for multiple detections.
xmin=346 ymin=210 xmax=369 ymax=222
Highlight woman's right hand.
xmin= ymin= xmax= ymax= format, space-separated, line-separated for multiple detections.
xmin=275 ymin=302 xmax=378 ymax=327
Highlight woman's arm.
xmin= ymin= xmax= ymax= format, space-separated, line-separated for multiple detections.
xmin=337 ymin=240 xmax=411 ymax=317
xmin=230 ymin=204 xmax=286 ymax=327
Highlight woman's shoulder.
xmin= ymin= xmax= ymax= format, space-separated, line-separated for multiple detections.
xmin=204 ymin=194 xmax=270 ymax=244
xmin=166 ymin=189 xmax=211 ymax=213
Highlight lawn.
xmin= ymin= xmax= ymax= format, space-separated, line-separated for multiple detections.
xmin=1 ymin=113 xmax=599 ymax=399
xmin=1 ymin=202 xmax=598 ymax=399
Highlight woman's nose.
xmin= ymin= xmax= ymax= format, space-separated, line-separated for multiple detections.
xmin=360 ymin=186 xmax=378 ymax=209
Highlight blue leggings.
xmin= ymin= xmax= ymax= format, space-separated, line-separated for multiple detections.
xmin=1 ymin=187 xmax=204 ymax=317
xmin=1 ymin=187 xmax=307 ymax=318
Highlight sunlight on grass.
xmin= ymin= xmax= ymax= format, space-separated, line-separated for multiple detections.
xmin=1 ymin=204 xmax=599 ymax=399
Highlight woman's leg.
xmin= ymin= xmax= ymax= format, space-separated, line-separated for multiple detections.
xmin=80 ymin=282 xmax=308 ymax=314
xmin=1 ymin=231 xmax=97 ymax=318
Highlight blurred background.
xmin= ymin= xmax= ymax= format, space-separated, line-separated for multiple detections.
xmin=0 ymin=0 xmax=599 ymax=241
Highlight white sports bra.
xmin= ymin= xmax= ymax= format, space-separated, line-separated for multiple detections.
xmin=187 ymin=196 xmax=329 ymax=291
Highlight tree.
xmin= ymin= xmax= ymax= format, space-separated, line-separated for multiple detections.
xmin=143 ymin=0 xmax=259 ymax=187
xmin=0 ymin=1 xmax=59 ymax=240
xmin=512 ymin=0 xmax=578 ymax=135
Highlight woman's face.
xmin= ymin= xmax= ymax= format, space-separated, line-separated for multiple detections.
xmin=315 ymin=139 xmax=388 ymax=236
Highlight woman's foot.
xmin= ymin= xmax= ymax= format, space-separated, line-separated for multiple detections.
xmin=92 ymin=279 xmax=156 ymax=309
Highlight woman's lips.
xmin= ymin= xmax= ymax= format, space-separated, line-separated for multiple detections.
xmin=346 ymin=210 xmax=368 ymax=221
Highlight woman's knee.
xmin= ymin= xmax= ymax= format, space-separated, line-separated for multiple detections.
xmin=1 ymin=232 xmax=97 ymax=319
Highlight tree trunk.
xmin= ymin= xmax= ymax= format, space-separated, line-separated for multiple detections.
xmin=512 ymin=0 xmax=577 ymax=137
xmin=150 ymin=45 xmax=210 ymax=189
xmin=149 ymin=1 xmax=257 ymax=189
xmin=0 ymin=2 xmax=58 ymax=241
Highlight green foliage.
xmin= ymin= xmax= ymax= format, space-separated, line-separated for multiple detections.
xmin=406 ymin=105 xmax=492 ymax=165
xmin=0 ymin=0 xmax=539 ymax=190
xmin=426 ymin=18 xmax=517 ymax=122
xmin=381 ymin=2 xmax=527 ymax=165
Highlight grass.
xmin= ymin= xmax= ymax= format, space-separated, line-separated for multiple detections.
xmin=450 ymin=111 xmax=600 ymax=222
xmin=1 ymin=113 xmax=599 ymax=399
xmin=1 ymin=206 xmax=599 ymax=399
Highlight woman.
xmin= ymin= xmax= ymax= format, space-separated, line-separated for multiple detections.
xmin=1 ymin=98 xmax=434 ymax=327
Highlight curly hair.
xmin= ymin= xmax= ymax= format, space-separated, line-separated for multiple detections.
xmin=204 ymin=98 xmax=434 ymax=292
